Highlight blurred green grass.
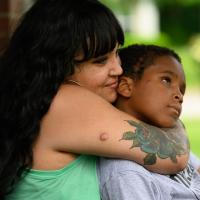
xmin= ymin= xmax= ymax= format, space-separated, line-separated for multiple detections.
xmin=124 ymin=32 xmax=200 ymax=89
xmin=182 ymin=118 xmax=200 ymax=158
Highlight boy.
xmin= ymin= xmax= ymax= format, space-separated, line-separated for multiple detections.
xmin=98 ymin=44 xmax=200 ymax=200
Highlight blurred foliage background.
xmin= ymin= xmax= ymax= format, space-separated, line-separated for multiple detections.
xmin=101 ymin=0 xmax=200 ymax=157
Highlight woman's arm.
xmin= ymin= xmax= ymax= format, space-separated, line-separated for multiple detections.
xmin=40 ymin=85 xmax=189 ymax=174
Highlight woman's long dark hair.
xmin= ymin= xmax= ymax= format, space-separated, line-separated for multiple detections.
xmin=0 ymin=0 xmax=124 ymax=198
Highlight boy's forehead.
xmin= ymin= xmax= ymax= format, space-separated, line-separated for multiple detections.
xmin=145 ymin=56 xmax=185 ymax=79
xmin=152 ymin=55 xmax=183 ymax=71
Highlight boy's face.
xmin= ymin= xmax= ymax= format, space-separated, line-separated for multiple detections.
xmin=119 ymin=55 xmax=186 ymax=128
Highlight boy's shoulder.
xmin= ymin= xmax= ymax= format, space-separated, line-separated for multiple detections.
xmin=97 ymin=157 xmax=152 ymax=182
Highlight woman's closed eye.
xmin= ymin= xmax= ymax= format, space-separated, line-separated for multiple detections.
xmin=92 ymin=56 xmax=108 ymax=65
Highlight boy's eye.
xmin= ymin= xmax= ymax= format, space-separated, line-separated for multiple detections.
xmin=162 ymin=77 xmax=171 ymax=85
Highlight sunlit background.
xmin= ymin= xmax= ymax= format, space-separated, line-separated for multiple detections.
xmin=0 ymin=0 xmax=199 ymax=157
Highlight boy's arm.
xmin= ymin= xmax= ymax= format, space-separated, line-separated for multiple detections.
xmin=43 ymin=85 xmax=189 ymax=174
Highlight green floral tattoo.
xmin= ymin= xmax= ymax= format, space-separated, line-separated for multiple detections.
xmin=120 ymin=120 xmax=189 ymax=165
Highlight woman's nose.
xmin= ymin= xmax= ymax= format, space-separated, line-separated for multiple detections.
xmin=110 ymin=58 xmax=123 ymax=76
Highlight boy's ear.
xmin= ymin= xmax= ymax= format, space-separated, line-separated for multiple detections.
xmin=117 ymin=76 xmax=134 ymax=98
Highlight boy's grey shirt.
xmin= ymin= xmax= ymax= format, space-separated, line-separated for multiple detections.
xmin=97 ymin=152 xmax=200 ymax=200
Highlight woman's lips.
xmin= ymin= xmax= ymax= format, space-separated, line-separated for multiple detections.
xmin=106 ymin=81 xmax=118 ymax=89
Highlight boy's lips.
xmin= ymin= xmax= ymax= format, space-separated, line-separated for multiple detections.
xmin=168 ymin=105 xmax=181 ymax=116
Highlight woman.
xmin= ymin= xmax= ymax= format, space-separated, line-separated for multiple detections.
xmin=0 ymin=0 xmax=188 ymax=199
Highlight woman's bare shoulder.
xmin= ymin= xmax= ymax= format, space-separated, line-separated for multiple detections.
xmin=59 ymin=84 xmax=111 ymax=103
xmin=53 ymin=84 xmax=120 ymax=114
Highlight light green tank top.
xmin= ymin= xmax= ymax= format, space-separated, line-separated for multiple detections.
xmin=6 ymin=155 xmax=100 ymax=200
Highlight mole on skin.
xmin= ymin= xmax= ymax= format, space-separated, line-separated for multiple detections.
xmin=99 ymin=132 xmax=109 ymax=141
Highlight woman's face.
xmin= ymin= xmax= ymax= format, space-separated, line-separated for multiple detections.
xmin=69 ymin=45 xmax=123 ymax=103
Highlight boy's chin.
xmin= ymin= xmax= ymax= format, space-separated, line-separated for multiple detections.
xmin=151 ymin=119 xmax=177 ymax=128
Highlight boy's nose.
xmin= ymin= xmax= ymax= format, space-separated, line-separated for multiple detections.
xmin=174 ymin=92 xmax=183 ymax=104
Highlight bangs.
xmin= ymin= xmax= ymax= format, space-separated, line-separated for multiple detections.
xmin=74 ymin=2 xmax=124 ymax=62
